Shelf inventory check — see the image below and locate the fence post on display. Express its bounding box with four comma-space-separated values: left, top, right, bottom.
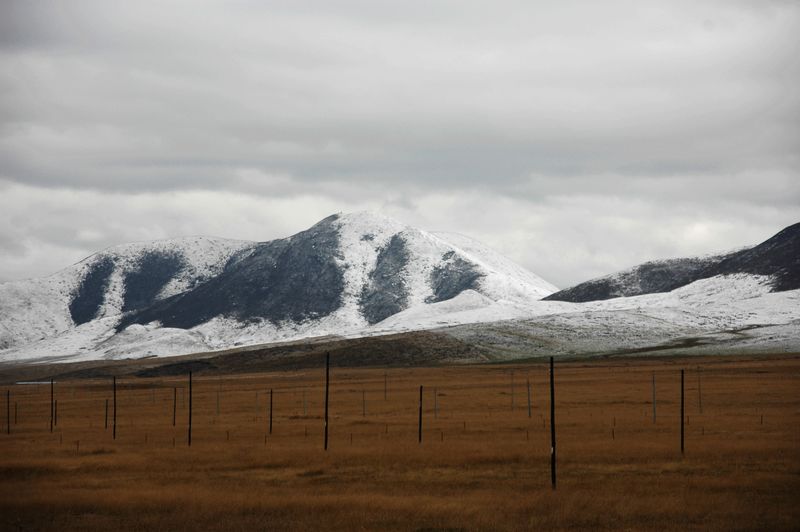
550, 357, 556, 489
188, 371, 193, 447
50, 378, 54, 433
680, 369, 685, 455
324, 353, 330, 451
418, 385, 423, 444
527, 378, 532, 418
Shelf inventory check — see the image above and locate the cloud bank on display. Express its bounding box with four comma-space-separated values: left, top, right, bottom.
1, 0, 798, 287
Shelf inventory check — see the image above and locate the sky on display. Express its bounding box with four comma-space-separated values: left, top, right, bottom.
1, 1, 798, 289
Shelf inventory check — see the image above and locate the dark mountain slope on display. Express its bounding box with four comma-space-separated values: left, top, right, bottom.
545, 222, 799, 303
117, 214, 345, 330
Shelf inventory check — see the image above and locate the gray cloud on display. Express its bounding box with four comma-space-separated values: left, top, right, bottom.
0, 0, 798, 287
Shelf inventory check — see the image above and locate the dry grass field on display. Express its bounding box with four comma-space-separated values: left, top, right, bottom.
1, 354, 799, 531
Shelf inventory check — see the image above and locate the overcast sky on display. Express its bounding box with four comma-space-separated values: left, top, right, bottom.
1, 1, 798, 288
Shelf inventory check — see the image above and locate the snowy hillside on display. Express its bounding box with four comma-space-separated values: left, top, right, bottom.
1, 215, 796, 364
547, 222, 799, 302
0, 236, 253, 353
0, 212, 558, 363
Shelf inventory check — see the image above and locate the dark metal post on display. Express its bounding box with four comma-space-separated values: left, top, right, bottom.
188, 371, 193, 447
418, 385, 423, 444
550, 357, 556, 489
6, 390, 9, 435
50, 379, 54, 433
680, 369, 685, 455
113, 376, 117, 440
527, 378, 532, 418
172, 387, 177, 426
324, 353, 330, 451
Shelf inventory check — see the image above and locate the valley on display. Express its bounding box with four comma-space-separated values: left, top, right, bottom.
1, 354, 797, 531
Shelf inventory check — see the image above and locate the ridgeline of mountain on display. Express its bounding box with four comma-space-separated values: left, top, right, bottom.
545, 223, 800, 303
0, 212, 556, 357
2, 216, 797, 365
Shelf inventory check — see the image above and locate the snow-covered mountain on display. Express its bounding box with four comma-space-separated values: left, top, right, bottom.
1, 214, 797, 365
0, 212, 557, 362
545, 222, 799, 302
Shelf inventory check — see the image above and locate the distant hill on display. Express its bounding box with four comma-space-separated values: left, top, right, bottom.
545, 223, 799, 303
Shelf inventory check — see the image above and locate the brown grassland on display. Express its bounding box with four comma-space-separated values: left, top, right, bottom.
1, 354, 798, 531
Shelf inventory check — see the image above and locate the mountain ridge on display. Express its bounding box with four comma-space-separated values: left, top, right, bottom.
0, 211, 556, 360
1, 215, 797, 364
545, 222, 799, 303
